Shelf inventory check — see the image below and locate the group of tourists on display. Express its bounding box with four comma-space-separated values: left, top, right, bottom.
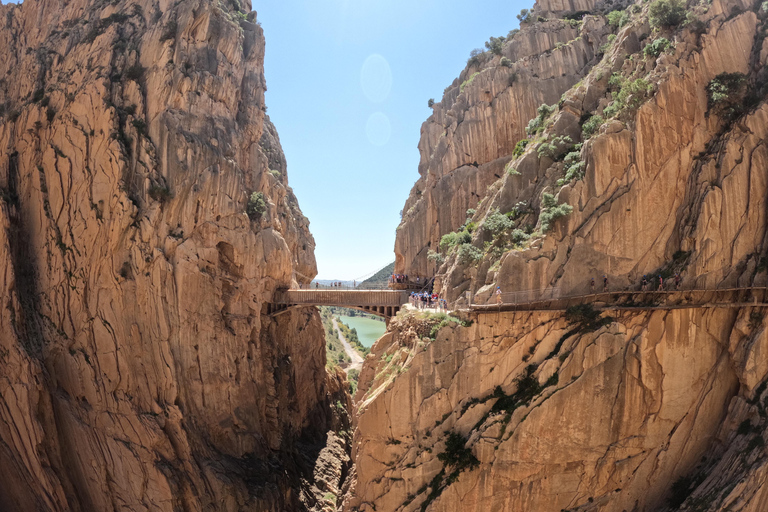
410, 291, 447, 310
640, 272, 682, 291
315, 281, 349, 289
389, 274, 431, 286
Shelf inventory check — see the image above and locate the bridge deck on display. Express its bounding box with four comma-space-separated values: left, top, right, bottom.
269, 289, 411, 319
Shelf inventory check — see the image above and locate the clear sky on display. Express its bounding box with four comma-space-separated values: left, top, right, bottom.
256, 0, 528, 280
1, 0, 530, 280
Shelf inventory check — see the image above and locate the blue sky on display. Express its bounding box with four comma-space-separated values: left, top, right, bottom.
256, 0, 527, 279
1, 0, 529, 280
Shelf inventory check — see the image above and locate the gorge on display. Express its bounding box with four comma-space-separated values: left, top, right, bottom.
1, 0, 768, 511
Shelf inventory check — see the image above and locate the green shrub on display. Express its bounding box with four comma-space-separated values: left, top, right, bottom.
440, 230, 472, 252
500, 57, 512, 67
507, 28, 520, 39
517, 9, 532, 23
606, 10, 630, 29
513, 138, 530, 157
557, 148, 586, 185
616, 78, 653, 110
460, 72, 481, 93
537, 142, 557, 159
582, 114, 604, 137
485, 36, 505, 55
526, 103, 557, 136
762, 1, 768, 11
427, 249, 445, 265
644, 37, 673, 57
457, 243, 483, 264
428, 98, 435, 108
247, 191, 266, 220
467, 48, 485, 67
600, 34, 617, 53
608, 72, 624, 89
649, 0, 687, 29
539, 193, 573, 233
483, 209, 513, 238
510, 228, 530, 245
707, 72, 748, 119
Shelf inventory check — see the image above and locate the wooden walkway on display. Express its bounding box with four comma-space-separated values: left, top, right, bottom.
266, 287, 768, 320
471, 287, 768, 313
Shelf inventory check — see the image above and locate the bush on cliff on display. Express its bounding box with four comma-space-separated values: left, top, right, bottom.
643, 37, 673, 58
526, 103, 557, 136
437, 432, 479, 472
539, 193, 573, 233
581, 114, 604, 137
707, 72, 748, 120
457, 243, 483, 264
606, 9, 630, 29
649, 0, 686, 29
247, 192, 266, 220
484, 36, 505, 55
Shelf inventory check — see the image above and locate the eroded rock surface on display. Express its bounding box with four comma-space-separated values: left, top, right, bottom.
358, 0, 768, 510
0, 0, 348, 510
348, 305, 768, 512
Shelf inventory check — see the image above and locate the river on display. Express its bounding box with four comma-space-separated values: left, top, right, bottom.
338, 315, 387, 348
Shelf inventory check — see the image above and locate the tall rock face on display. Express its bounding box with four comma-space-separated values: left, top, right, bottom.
0, 1, 348, 511
394, 0, 609, 277
347, 306, 768, 511
352, 0, 768, 510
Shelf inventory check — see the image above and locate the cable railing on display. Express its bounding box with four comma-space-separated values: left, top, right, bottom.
470, 286, 768, 311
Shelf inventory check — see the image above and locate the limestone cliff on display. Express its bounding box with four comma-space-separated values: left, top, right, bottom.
354, 0, 768, 510
0, 0, 348, 510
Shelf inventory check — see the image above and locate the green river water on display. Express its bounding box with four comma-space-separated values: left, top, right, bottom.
338, 315, 387, 348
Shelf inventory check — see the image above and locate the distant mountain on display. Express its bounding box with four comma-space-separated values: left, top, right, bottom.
358, 262, 395, 289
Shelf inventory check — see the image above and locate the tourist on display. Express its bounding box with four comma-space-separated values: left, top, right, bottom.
590, 278, 595, 293
674, 273, 681, 290
641, 275, 648, 291
657, 275, 664, 291
495, 286, 502, 305
603, 275, 608, 292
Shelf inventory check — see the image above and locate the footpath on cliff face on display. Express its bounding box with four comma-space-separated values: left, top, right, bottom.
0, 0, 353, 511
346, 0, 768, 510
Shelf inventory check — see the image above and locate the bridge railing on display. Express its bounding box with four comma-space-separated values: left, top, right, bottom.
274, 289, 409, 307
471, 287, 768, 310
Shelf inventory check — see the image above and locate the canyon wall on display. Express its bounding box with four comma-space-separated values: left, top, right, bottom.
0, 0, 347, 510
395, 0, 768, 305
355, 0, 768, 510
348, 305, 768, 511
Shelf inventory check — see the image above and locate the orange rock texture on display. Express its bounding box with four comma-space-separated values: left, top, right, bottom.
0, 0, 349, 510
355, 0, 768, 510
